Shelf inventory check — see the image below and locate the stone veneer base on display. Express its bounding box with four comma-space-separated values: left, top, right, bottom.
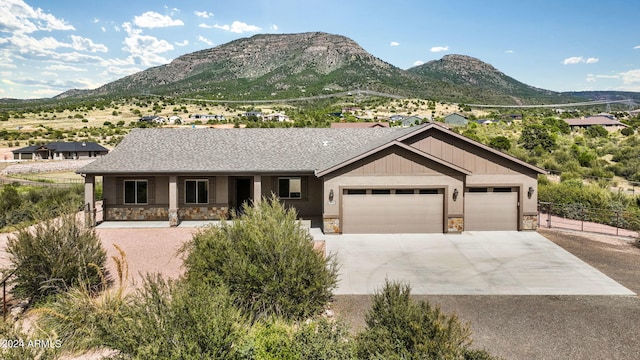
522, 214, 538, 230
106, 206, 229, 221
447, 217, 464, 233
323, 217, 340, 234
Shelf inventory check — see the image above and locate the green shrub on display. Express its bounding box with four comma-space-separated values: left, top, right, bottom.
182, 194, 338, 321
4, 213, 109, 302
356, 280, 496, 360
489, 136, 511, 151
0, 319, 59, 360
293, 317, 356, 359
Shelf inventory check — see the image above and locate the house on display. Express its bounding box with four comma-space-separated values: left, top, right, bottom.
389, 115, 405, 122
264, 113, 291, 122
189, 114, 226, 122
243, 111, 263, 119
78, 124, 545, 233
444, 113, 468, 126
139, 115, 166, 124
564, 116, 629, 132
400, 116, 423, 127
475, 119, 494, 125
330, 122, 389, 128
168, 116, 182, 124
13, 142, 108, 161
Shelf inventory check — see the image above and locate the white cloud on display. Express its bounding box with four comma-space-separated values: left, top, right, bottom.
41, 71, 58, 77
133, 11, 184, 28
390, 41, 399, 46
562, 56, 584, 65
47, 64, 87, 72
413, 60, 424, 66
0, 0, 75, 34
198, 23, 214, 29
562, 56, 599, 65
271, 24, 278, 31
505, 50, 514, 54
175, 40, 189, 46
619, 69, 640, 84
101, 26, 106, 33
430, 46, 449, 53
194, 10, 214, 18
121, 22, 174, 66
213, 21, 261, 33
198, 35, 214, 46
71, 35, 108, 53
634, 45, 640, 49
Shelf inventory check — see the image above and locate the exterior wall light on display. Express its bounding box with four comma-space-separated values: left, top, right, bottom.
329, 189, 334, 202
453, 188, 459, 201
528, 186, 535, 199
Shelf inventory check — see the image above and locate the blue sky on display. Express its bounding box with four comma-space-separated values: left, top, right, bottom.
2, 0, 640, 99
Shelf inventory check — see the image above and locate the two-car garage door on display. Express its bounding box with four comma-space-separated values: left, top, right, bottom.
342, 189, 444, 234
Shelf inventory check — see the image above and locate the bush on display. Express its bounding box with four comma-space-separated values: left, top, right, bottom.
356, 280, 497, 360
4, 213, 109, 302
0, 319, 59, 360
489, 136, 511, 151
182, 194, 339, 321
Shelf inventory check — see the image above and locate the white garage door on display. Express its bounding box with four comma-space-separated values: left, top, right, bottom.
342, 189, 444, 234
465, 188, 518, 231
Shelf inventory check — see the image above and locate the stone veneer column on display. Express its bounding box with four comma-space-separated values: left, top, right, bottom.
84, 175, 95, 227
168, 175, 179, 226
253, 175, 262, 204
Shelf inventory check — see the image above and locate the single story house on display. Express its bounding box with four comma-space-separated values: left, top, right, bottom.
13, 141, 108, 161
564, 116, 628, 132
330, 122, 389, 128
400, 116, 423, 127
264, 113, 291, 122
444, 113, 468, 126
78, 124, 544, 233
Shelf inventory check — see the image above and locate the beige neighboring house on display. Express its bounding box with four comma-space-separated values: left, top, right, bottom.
264, 112, 291, 122
13, 141, 108, 160
564, 115, 628, 132
78, 124, 545, 233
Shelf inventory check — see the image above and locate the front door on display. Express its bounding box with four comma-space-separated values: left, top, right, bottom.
235, 178, 252, 213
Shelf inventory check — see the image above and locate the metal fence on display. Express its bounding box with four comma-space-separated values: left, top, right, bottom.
538, 202, 639, 238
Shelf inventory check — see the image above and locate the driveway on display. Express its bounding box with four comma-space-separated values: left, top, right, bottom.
321, 231, 635, 295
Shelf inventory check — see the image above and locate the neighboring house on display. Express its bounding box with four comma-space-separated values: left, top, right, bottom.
444, 113, 468, 126
13, 142, 108, 161
389, 115, 405, 122
168, 116, 182, 124
564, 116, 629, 132
243, 111, 263, 119
79, 124, 544, 234
189, 114, 226, 122
400, 116, 423, 127
330, 122, 389, 128
139, 115, 166, 124
475, 119, 494, 125
264, 113, 291, 122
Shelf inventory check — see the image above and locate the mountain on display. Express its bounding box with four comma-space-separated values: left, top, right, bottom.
49, 32, 626, 105
406, 54, 576, 104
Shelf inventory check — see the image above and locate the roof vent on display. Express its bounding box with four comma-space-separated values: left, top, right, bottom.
82, 141, 86, 146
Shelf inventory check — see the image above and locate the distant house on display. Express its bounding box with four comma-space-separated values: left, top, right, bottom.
330, 122, 389, 128
168, 116, 182, 124
341, 107, 361, 115
444, 113, 468, 126
139, 115, 166, 124
12, 142, 109, 161
505, 114, 523, 121
564, 116, 629, 132
243, 111, 263, 119
389, 114, 405, 122
400, 116, 423, 127
189, 114, 226, 122
264, 113, 291, 122
475, 119, 494, 125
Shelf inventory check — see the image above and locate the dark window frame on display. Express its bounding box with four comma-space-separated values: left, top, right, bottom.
124, 180, 148, 205
185, 179, 209, 204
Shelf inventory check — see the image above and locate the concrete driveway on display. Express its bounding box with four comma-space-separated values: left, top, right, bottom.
320, 231, 635, 295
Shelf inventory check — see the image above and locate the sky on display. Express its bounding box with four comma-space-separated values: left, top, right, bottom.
2, 0, 640, 99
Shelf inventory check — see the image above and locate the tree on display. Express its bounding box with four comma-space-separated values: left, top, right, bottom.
585, 125, 608, 138
489, 136, 511, 151
356, 280, 497, 360
181, 194, 339, 321
519, 124, 556, 151
5, 213, 109, 302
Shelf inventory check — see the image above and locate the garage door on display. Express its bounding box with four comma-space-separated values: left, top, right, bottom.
342, 189, 444, 234
465, 188, 518, 231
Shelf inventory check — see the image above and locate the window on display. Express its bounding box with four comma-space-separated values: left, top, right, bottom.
371, 189, 391, 195
395, 189, 415, 195
419, 189, 439, 195
345, 189, 366, 195
185, 179, 208, 204
278, 177, 302, 199
468, 187, 488, 193
124, 180, 148, 204
493, 187, 513, 193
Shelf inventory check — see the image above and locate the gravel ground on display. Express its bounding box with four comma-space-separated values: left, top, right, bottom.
332, 228, 640, 360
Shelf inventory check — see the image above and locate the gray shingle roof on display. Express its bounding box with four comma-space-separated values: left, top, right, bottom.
78, 127, 416, 174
